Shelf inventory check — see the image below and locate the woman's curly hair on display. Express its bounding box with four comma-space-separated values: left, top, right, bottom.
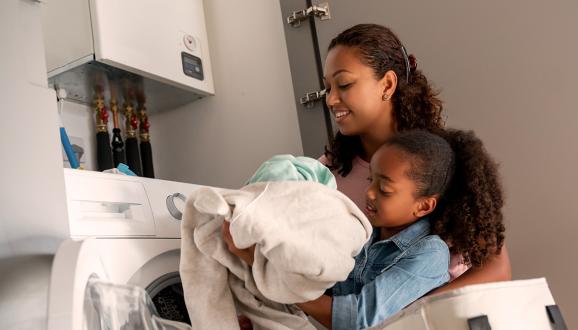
325, 24, 444, 176
385, 129, 505, 266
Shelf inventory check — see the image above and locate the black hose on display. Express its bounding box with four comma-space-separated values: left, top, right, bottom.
111, 128, 125, 167
140, 141, 155, 178
96, 131, 113, 171
125, 137, 142, 176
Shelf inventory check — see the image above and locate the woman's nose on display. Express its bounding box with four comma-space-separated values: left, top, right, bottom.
325, 88, 339, 108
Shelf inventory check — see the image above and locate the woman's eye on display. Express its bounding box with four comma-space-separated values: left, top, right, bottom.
338, 83, 351, 89
366, 176, 372, 182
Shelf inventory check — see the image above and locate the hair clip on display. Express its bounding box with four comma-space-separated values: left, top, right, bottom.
401, 46, 411, 83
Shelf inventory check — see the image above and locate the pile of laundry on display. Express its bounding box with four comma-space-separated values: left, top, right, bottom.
179, 155, 372, 329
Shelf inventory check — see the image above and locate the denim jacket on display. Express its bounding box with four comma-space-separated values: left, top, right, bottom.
331, 218, 450, 330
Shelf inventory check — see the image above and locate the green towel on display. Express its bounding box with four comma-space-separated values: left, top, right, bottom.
247, 154, 336, 189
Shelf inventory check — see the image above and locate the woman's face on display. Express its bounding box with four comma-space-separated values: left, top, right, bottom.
365, 145, 421, 230
323, 45, 394, 136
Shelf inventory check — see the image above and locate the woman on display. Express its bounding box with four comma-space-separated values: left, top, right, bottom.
319, 23, 510, 294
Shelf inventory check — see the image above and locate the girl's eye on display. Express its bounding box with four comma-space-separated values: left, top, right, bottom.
379, 184, 392, 195
380, 190, 392, 196
366, 176, 372, 182
338, 83, 351, 90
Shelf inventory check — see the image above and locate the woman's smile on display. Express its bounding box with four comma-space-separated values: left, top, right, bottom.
332, 109, 351, 123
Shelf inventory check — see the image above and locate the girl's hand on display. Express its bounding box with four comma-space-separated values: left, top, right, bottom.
222, 221, 256, 266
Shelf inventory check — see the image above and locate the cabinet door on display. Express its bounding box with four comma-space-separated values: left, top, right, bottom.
280, 0, 334, 158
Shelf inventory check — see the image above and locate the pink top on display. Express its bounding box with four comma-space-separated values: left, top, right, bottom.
319, 154, 468, 281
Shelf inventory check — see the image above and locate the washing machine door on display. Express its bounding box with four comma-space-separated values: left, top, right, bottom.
47, 238, 191, 330
83, 276, 191, 330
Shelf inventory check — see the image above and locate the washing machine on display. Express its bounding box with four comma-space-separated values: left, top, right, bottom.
0, 169, 202, 329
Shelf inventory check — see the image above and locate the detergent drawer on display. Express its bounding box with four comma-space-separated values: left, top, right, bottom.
64, 169, 155, 237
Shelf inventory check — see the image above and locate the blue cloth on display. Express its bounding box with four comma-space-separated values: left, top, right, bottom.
247, 154, 336, 189
331, 218, 450, 329
117, 163, 137, 176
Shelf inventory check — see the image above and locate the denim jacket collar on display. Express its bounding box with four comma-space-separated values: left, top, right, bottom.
375, 218, 432, 251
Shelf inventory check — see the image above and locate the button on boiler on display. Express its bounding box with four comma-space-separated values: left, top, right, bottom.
183, 35, 197, 52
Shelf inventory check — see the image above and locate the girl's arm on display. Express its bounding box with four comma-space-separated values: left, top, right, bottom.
311, 239, 449, 330
296, 295, 333, 329
431, 244, 511, 294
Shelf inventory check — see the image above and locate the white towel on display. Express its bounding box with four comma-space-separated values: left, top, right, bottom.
180, 181, 372, 329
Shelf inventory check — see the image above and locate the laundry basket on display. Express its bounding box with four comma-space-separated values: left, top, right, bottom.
369, 278, 567, 330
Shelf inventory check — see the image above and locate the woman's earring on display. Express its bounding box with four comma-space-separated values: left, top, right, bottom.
382, 94, 390, 101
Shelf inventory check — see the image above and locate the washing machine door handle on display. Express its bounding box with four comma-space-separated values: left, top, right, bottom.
166, 193, 186, 220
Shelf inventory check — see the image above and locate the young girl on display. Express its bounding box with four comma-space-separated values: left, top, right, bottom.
298, 129, 505, 329
319, 23, 511, 291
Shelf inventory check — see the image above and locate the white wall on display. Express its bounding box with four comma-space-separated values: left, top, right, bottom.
150, 0, 303, 188
0, 0, 69, 257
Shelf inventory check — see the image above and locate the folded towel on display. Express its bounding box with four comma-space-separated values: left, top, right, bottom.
247, 154, 336, 189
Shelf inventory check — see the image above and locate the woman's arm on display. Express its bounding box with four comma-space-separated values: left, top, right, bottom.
296, 295, 333, 329
431, 244, 511, 294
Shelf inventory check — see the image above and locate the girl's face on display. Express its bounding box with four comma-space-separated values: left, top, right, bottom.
323, 45, 394, 136
365, 146, 425, 231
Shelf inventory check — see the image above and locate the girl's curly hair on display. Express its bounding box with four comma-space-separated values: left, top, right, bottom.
385, 129, 505, 266
325, 24, 444, 176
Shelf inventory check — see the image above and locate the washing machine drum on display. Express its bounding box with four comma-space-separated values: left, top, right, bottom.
147, 273, 191, 325
83, 275, 191, 330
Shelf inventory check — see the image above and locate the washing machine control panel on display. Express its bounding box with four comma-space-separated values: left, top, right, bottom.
64, 169, 203, 239
141, 178, 202, 238
165, 193, 186, 221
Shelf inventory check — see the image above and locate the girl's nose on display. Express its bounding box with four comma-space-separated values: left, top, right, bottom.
366, 185, 376, 200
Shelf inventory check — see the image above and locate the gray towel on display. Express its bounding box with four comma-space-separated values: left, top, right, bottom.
180, 181, 372, 329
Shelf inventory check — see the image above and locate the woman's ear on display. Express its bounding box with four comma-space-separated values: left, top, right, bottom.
381, 70, 398, 100
414, 196, 437, 218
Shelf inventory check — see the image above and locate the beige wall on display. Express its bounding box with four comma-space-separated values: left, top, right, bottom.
380, 1, 578, 325
150, 0, 303, 188
310, 0, 577, 325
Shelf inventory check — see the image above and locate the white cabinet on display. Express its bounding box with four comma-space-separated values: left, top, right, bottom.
41, 0, 214, 112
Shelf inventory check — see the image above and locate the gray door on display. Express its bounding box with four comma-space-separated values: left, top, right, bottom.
281, 0, 578, 327
280, 0, 334, 158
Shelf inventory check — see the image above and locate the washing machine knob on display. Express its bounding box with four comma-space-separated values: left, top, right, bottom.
166, 193, 186, 220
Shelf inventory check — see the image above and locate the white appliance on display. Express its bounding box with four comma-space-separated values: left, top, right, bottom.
49, 238, 189, 329
0, 238, 191, 329
0, 169, 203, 329
1, 2, 210, 327
41, 0, 214, 112
63, 168, 199, 238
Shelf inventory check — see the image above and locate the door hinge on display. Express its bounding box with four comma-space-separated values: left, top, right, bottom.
287, 2, 331, 28
300, 89, 326, 108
